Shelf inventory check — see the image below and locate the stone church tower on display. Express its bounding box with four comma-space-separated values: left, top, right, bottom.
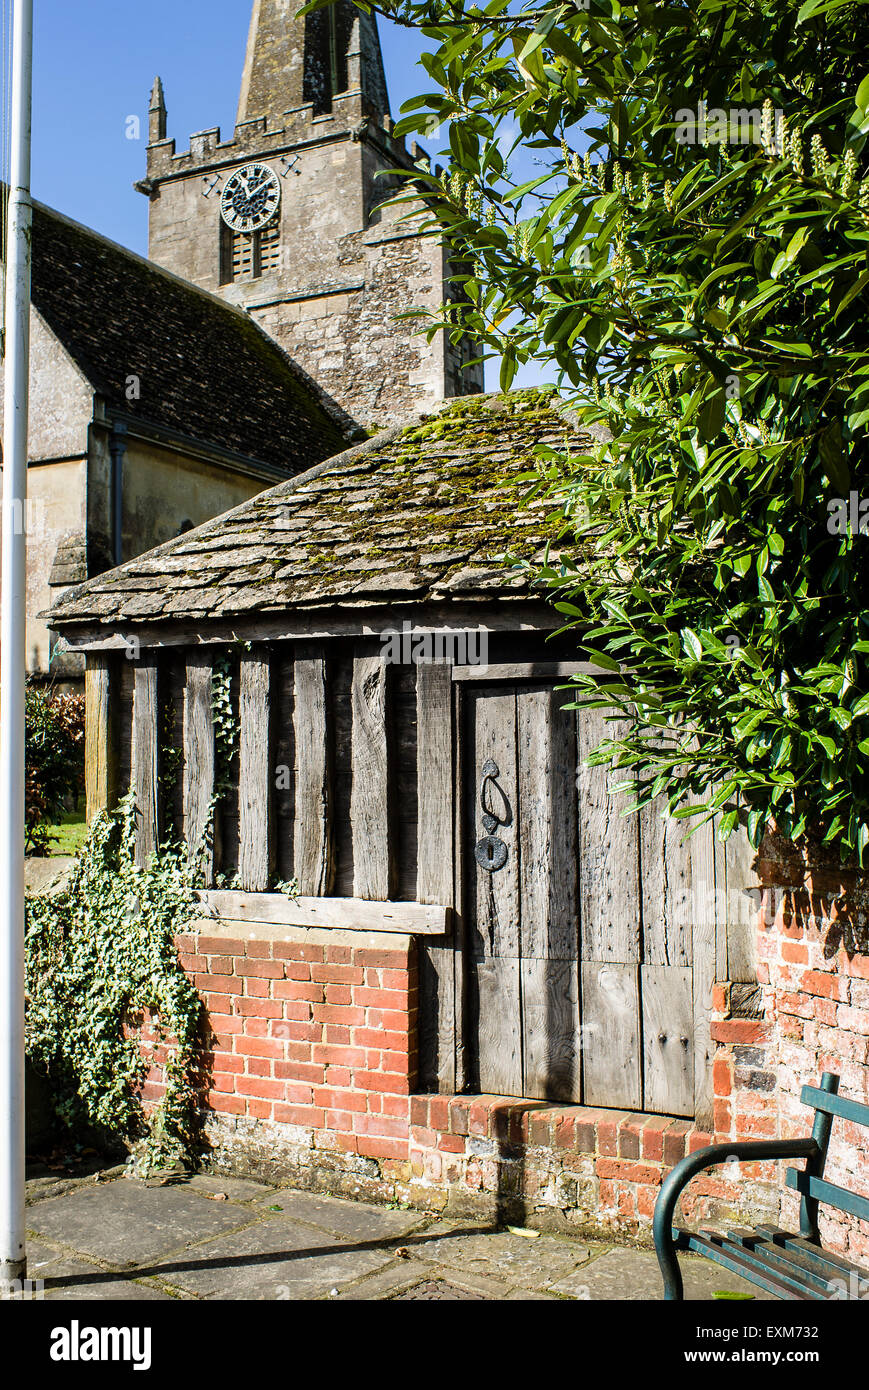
138, 0, 483, 429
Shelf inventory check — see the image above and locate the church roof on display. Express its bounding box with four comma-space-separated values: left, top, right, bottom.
30, 201, 347, 474
47, 390, 588, 632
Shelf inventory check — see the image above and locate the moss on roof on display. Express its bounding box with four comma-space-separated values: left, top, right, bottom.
47, 388, 588, 630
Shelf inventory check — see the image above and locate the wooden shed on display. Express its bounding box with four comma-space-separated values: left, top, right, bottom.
47, 390, 757, 1134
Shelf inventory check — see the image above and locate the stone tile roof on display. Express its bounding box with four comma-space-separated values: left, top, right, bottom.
30, 201, 347, 472
47, 390, 587, 630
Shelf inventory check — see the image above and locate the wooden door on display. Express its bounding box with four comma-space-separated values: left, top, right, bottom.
464, 682, 581, 1102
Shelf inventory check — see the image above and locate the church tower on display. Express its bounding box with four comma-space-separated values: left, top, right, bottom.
138, 1, 482, 430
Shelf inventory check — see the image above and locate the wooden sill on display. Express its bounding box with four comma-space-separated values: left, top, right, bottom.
197, 890, 451, 937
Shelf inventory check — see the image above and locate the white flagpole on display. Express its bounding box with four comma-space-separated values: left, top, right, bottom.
0, 0, 33, 1284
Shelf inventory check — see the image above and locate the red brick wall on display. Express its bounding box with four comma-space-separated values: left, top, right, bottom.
174, 925, 417, 1167
140, 864, 869, 1251
709, 834, 869, 1266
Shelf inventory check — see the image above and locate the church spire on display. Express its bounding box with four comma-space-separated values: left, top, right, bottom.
149, 76, 167, 144
237, 0, 389, 125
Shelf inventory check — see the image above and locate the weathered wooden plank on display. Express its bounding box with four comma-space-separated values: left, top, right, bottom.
184, 656, 214, 885
57, 601, 560, 654
452, 678, 467, 1093
522, 958, 581, 1102
642, 964, 695, 1117
640, 791, 694, 968
198, 891, 450, 935
452, 662, 602, 682
580, 962, 642, 1109
293, 654, 332, 896
691, 813, 717, 1130
469, 688, 519, 960
416, 661, 454, 907
475, 957, 522, 1097
577, 709, 641, 963
272, 652, 295, 883
238, 653, 271, 892
132, 662, 159, 869
350, 654, 391, 900
721, 823, 760, 982
517, 688, 578, 960
416, 660, 456, 1092
84, 654, 117, 823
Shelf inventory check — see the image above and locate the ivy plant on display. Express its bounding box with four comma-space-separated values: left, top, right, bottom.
313, 0, 869, 861
25, 796, 204, 1175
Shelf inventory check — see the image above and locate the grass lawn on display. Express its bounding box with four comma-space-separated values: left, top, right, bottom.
42, 807, 88, 858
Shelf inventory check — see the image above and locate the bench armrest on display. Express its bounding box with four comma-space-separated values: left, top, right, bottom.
653, 1137, 820, 1300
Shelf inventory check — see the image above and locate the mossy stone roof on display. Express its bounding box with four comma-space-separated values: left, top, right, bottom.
47, 390, 586, 630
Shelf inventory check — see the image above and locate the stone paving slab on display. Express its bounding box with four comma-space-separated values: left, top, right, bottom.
15, 1169, 774, 1302
28, 1179, 254, 1267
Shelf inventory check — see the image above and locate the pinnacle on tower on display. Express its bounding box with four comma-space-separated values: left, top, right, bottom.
149, 76, 167, 144
237, 0, 389, 126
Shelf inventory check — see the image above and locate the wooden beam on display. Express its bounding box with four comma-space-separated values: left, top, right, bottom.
416, 662, 454, 907
350, 653, 391, 900
416, 660, 456, 1092
293, 654, 332, 895
52, 601, 561, 654
184, 656, 215, 885
238, 652, 271, 892
198, 890, 449, 935
132, 661, 159, 868
451, 661, 602, 682
84, 653, 117, 823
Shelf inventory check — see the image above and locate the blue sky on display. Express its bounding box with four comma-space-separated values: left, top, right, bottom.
30, 0, 547, 390
32, 0, 432, 255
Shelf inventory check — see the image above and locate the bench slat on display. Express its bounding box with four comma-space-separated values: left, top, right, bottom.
703, 1231, 829, 1298
770, 1231, 866, 1281
726, 1230, 838, 1294
800, 1083, 869, 1129
682, 1231, 818, 1300
785, 1168, 869, 1223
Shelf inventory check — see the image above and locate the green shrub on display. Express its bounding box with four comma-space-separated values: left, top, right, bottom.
25, 685, 85, 855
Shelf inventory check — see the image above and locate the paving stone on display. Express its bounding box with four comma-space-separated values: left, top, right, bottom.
254, 1189, 427, 1241
178, 1174, 276, 1203
27, 1178, 253, 1267
332, 1258, 434, 1301
549, 1248, 776, 1301
411, 1223, 591, 1288
149, 1216, 395, 1300
395, 1279, 486, 1300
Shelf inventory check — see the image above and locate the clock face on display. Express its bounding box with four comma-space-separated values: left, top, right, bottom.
220, 163, 281, 233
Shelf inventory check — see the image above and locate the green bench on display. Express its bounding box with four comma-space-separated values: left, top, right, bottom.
654, 1072, 869, 1300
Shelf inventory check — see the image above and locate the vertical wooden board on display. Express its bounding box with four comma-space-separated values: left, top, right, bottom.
350, 654, 391, 900
85, 654, 117, 823
475, 957, 523, 1097
468, 687, 519, 960
272, 652, 295, 882
416, 661, 453, 907
641, 964, 694, 1117
417, 661, 455, 1093
132, 663, 159, 869
577, 709, 641, 963
452, 680, 466, 1093
184, 657, 214, 885
721, 823, 760, 982
521, 958, 581, 1102
517, 688, 578, 961
329, 651, 354, 896
393, 663, 419, 903
117, 660, 134, 798
640, 797, 693, 968
581, 962, 641, 1110
690, 814, 717, 1129
293, 654, 332, 896
238, 653, 271, 892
